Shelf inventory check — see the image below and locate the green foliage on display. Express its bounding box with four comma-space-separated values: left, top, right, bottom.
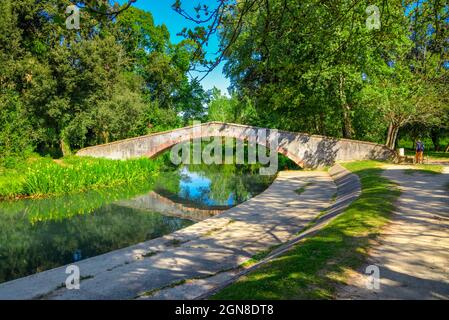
207, 88, 257, 124
2, 0, 447, 160
0, 1, 206, 158
219, 0, 448, 146
176, 79, 209, 124
0, 92, 34, 161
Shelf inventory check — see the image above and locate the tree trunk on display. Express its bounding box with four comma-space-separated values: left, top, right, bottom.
392, 125, 399, 149
60, 137, 71, 157
386, 123, 393, 147
430, 128, 440, 151
386, 123, 399, 149
319, 112, 326, 136
339, 74, 353, 139
445, 142, 449, 153
342, 106, 353, 139
102, 131, 110, 144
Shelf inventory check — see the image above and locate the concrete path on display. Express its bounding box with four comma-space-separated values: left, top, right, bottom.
0, 170, 337, 300
339, 165, 449, 300
141, 164, 361, 300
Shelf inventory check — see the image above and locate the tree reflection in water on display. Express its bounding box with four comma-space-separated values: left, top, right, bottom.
0, 143, 298, 283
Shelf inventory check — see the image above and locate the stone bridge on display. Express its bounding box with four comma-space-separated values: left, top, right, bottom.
76, 122, 394, 168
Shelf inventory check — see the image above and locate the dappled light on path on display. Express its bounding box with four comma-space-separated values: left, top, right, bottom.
340, 165, 449, 299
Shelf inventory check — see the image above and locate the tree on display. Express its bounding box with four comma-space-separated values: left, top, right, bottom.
179, 0, 448, 149
175, 79, 208, 124
0, 93, 33, 161
0, 1, 205, 158
217, 1, 409, 138
360, 65, 444, 149
207, 88, 256, 124
115, 7, 204, 127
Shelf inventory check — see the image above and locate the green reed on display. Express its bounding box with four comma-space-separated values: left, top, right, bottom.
0, 156, 163, 199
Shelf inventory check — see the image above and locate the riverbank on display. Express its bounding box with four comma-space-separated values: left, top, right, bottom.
0, 155, 163, 200
0, 169, 337, 299
0, 157, 277, 284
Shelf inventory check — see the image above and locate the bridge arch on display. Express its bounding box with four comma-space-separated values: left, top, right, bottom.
77, 122, 394, 168
146, 133, 305, 168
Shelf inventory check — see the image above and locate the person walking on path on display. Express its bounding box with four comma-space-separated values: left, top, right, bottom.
415, 140, 424, 164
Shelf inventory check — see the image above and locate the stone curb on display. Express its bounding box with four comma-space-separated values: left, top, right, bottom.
142, 164, 361, 300
193, 163, 361, 300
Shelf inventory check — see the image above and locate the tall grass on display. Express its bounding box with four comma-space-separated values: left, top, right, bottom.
0, 156, 163, 199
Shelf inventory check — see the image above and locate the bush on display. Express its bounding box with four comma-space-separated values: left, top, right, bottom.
0, 92, 34, 163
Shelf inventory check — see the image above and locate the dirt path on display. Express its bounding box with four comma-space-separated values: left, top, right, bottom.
339, 165, 449, 300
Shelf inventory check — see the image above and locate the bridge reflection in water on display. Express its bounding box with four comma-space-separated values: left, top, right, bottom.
0, 160, 277, 283
116, 190, 229, 222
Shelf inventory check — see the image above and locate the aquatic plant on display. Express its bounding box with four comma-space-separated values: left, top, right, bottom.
0, 156, 163, 199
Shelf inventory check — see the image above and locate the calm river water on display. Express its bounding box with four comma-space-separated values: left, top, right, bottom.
0, 160, 276, 283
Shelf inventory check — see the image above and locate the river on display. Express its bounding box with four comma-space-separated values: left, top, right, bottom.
0, 159, 277, 283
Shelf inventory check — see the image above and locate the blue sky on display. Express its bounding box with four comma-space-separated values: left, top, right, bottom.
118, 0, 230, 94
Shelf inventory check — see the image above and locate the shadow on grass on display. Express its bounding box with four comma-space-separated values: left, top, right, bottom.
211, 162, 401, 300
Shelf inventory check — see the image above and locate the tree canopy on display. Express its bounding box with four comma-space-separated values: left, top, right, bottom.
0, 0, 207, 159
201, 0, 448, 149
1, 0, 448, 160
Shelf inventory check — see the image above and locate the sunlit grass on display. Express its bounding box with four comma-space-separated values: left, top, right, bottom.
0, 156, 162, 199
404, 150, 449, 160
403, 164, 444, 175
211, 160, 400, 300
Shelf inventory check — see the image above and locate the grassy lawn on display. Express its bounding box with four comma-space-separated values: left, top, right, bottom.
403, 164, 445, 175
210, 161, 400, 300
0, 155, 163, 200
398, 137, 449, 157
404, 150, 449, 160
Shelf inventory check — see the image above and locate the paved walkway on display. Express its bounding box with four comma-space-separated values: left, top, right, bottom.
141, 164, 361, 300
339, 165, 449, 299
0, 170, 337, 300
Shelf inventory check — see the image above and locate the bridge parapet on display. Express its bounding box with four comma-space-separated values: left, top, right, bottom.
76, 122, 394, 168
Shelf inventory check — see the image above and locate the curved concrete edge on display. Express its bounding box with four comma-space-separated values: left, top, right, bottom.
257, 164, 361, 260
220, 163, 361, 264
0, 170, 336, 300
142, 164, 362, 300
194, 164, 362, 299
